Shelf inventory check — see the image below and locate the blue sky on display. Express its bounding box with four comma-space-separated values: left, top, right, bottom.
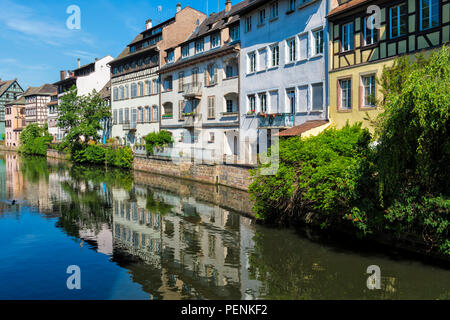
0, 0, 230, 89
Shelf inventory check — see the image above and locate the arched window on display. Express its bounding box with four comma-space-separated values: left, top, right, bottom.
146, 80, 151, 95
153, 106, 158, 122
125, 84, 129, 99
119, 86, 124, 100
205, 64, 218, 86
162, 102, 172, 118
131, 83, 137, 98
138, 82, 144, 96
113, 87, 119, 101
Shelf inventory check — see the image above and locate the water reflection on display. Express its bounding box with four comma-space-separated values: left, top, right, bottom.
0, 152, 449, 300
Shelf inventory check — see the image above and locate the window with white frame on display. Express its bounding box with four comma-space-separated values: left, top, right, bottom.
339, 79, 352, 110
195, 39, 204, 54
271, 44, 279, 67
259, 93, 267, 113
226, 99, 233, 113
286, 89, 296, 113
269, 90, 279, 113
245, 16, 252, 32
313, 29, 324, 55
182, 45, 189, 58
248, 52, 256, 73
131, 83, 137, 98
420, 0, 439, 30
139, 107, 144, 123
258, 48, 267, 70
152, 105, 158, 121
230, 25, 240, 41
208, 96, 216, 119
248, 95, 256, 113
298, 85, 309, 112
362, 75, 376, 107
364, 16, 378, 45
287, 38, 296, 62
342, 22, 354, 51
258, 9, 266, 25
167, 50, 174, 63
211, 33, 221, 48
299, 33, 308, 59
270, 2, 278, 19
311, 83, 323, 111
390, 3, 407, 38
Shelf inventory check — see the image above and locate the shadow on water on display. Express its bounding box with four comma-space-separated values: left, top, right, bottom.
0, 152, 449, 300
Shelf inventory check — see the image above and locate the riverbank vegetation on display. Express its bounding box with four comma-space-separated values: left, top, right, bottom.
144, 130, 174, 155
250, 46, 450, 257
19, 123, 53, 156
57, 86, 133, 169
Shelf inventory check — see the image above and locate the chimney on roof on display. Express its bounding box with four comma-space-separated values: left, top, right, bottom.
176, 2, 181, 12
146, 19, 152, 30
77, 58, 81, 69
225, 0, 231, 12
60, 70, 66, 81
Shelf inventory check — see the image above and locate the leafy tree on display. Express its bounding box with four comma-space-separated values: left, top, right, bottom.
19, 123, 52, 156
144, 130, 174, 155
57, 85, 111, 156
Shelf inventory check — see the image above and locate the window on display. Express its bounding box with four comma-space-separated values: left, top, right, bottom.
164, 76, 173, 91
288, 0, 296, 12
342, 22, 354, 51
125, 108, 130, 123
147, 81, 152, 95
208, 96, 216, 119
139, 107, 144, 123
258, 48, 267, 70
248, 52, 256, 73
362, 75, 376, 107
206, 64, 218, 85
152, 106, 158, 122
287, 38, 296, 62
179, 100, 185, 120
248, 95, 256, 113
258, 9, 266, 25
178, 72, 184, 92
138, 82, 144, 96
339, 79, 352, 110
130, 46, 136, 53
211, 33, 221, 48
119, 86, 124, 100
113, 110, 118, 124
125, 84, 129, 98
245, 16, 252, 32
299, 34, 308, 59
420, 0, 439, 30
182, 45, 189, 58
259, 93, 267, 113
269, 91, 279, 113
390, 4, 407, 38
119, 109, 124, 124
312, 83, 323, 110
153, 79, 159, 94
168, 50, 174, 63
270, 2, 279, 19
226, 65, 234, 78
163, 103, 173, 117
313, 29, 324, 55
195, 39, 204, 54
230, 25, 240, 41
131, 83, 137, 98
113, 88, 118, 101
226, 99, 233, 113
192, 68, 199, 86
271, 44, 279, 67
287, 89, 296, 113
364, 16, 378, 46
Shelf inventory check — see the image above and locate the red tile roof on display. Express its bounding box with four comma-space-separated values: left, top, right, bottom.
327, 0, 370, 19
277, 120, 329, 137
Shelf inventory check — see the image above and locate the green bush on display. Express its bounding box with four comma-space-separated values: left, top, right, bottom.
249, 123, 378, 230
19, 123, 52, 156
72, 144, 133, 169
144, 130, 174, 155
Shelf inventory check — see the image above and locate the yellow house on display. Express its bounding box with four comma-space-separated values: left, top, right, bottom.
327, 0, 450, 132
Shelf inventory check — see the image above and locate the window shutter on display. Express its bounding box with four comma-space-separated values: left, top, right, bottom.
298, 86, 309, 112
214, 68, 218, 85
204, 69, 209, 86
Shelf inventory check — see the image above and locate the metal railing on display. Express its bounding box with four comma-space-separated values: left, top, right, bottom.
182, 82, 202, 98
258, 113, 294, 128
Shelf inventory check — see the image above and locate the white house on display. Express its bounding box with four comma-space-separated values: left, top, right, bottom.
237, 0, 335, 164
159, 0, 244, 163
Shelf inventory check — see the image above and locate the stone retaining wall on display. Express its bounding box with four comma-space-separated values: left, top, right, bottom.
133, 156, 254, 191
47, 149, 70, 160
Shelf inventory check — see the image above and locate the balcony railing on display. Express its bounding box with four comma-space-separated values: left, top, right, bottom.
258, 113, 294, 128
182, 82, 202, 99
122, 122, 137, 130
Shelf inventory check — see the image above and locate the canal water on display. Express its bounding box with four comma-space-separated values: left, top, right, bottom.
0, 152, 448, 300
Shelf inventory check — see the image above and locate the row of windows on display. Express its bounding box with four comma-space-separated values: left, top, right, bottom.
113, 80, 160, 101
112, 106, 159, 124
162, 96, 237, 120
112, 55, 158, 75
247, 28, 323, 73
338, 74, 376, 110
340, 0, 440, 52
247, 82, 324, 114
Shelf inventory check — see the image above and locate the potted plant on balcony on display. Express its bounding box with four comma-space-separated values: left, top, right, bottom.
258, 112, 267, 118
247, 110, 255, 116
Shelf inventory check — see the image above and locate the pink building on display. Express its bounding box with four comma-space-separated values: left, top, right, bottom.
5, 97, 26, 149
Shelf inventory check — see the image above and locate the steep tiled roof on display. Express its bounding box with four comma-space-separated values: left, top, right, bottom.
0, 79, 17, 97
5, 96, 26, 106
99, 80, 111, 100
327, 0, 370, 18
23, 84, 57, 97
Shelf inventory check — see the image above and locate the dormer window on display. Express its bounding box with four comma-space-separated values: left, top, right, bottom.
211, 33, 221, 49
195, 39, 204, 54
182, 45, 189, 58
258, 9, 266, 25
130, 46, 136, 53
168, 50, 174, 63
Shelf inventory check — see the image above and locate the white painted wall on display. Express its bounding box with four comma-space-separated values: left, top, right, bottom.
239, 0, 330, 164
76, 55, 114, 96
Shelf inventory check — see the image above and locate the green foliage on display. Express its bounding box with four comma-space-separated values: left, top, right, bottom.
19, 123, 52, 156
72, 143, 133, 169
144, 130, 174, 155
250, 123, 377, 230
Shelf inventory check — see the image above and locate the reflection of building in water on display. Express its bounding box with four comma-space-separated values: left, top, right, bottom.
5, 153, 24, 200
0, 158, 7, 200
111, 184, 260, 300
79, 224, 113, 256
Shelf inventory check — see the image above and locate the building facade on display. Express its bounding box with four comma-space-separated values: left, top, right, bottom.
5, 97, 26, 148
0, 79, 24, 140
159, 0, 244, 163
24, 84, 57, 127
110, 4, 207, 146
327, 0, 450, 131
53, 71, 76, 141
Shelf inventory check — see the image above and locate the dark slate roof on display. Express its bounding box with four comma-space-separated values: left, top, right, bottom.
233, 0, 270, 16
5, 96, 26, 106
23, 84, 57, 97
99, 80, 111, 100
